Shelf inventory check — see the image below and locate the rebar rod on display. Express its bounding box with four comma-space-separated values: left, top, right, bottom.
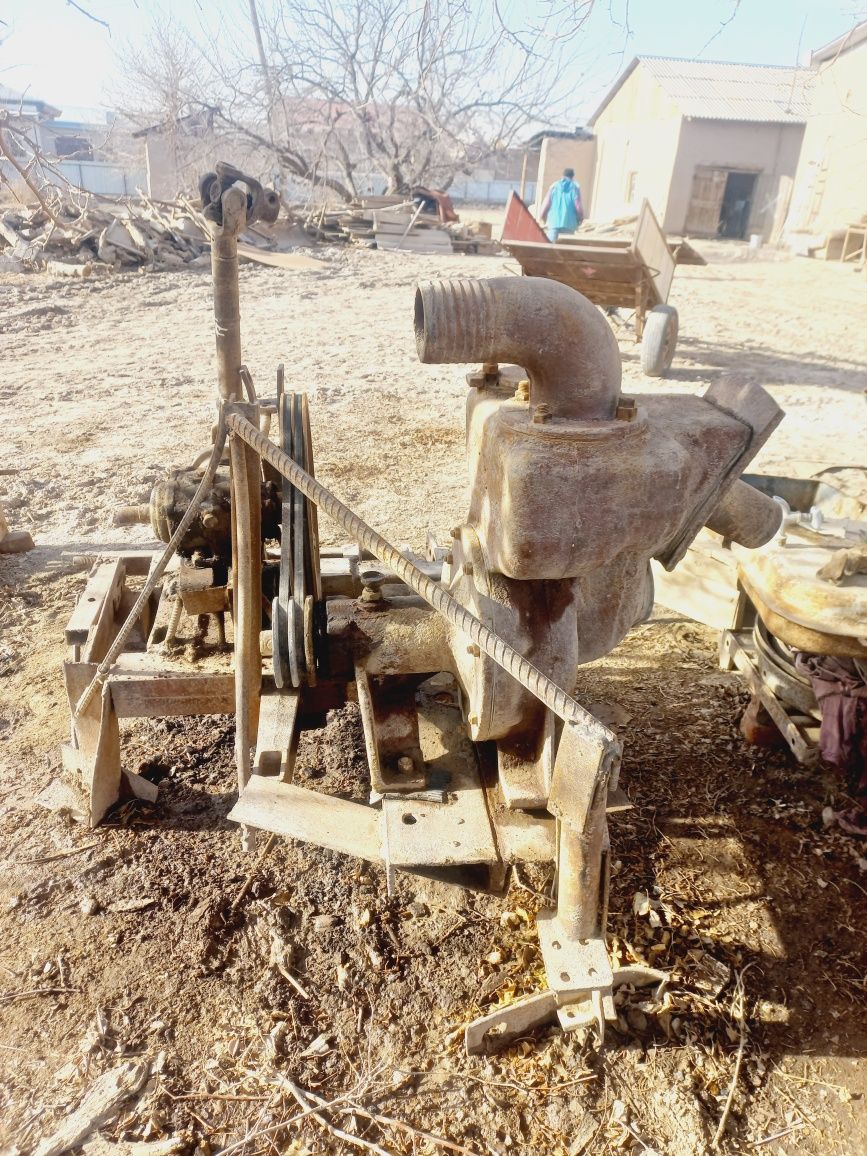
225, 411, 619, 758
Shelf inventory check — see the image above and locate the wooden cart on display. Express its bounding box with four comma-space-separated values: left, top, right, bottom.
502, 195, 690, 377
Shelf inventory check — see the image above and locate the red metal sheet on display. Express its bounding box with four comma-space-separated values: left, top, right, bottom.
502, 191, 548, 244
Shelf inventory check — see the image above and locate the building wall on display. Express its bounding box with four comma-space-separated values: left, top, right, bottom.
143, 133, 182, 201
533, 137, 596, 216
786, 39, 867, 238
590, 64, 682, 224
665, 119, 804, 239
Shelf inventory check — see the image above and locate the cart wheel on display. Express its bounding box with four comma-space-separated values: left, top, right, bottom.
640, 304, 678, 377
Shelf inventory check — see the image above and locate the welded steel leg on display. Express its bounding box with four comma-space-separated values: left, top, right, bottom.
230, 427, 262, 850
555, 785, 608, 940
209, 186, 247, 402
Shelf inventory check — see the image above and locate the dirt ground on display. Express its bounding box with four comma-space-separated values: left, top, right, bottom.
1, 239, 866, 1156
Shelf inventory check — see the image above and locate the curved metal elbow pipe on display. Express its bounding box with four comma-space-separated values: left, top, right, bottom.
414, 276, 622, 421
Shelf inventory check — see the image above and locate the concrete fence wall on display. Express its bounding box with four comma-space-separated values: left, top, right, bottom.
449, 179, 537, 204
1, 159, 147, 198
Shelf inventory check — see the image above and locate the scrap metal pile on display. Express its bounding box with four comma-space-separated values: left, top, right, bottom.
0, 195, 214, 274
63, 162, 787, 1053
0, 191, 311, 275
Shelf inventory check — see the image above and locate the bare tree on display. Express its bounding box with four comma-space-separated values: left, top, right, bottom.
119, 0, 591, 202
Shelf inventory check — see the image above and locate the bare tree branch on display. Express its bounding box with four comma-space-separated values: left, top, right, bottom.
66, 0, 111, 34
118, 0, 588, 202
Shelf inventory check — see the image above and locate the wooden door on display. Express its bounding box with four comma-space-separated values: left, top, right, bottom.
684, 167, 727, 235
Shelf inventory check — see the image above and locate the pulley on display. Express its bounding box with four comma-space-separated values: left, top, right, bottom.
272, 387, 323, 688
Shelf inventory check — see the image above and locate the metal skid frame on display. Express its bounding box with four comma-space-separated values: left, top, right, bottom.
63, 163, 670, 1055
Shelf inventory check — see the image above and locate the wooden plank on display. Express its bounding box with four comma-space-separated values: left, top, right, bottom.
632, 199, 674, 306
255, 691, 301, 781
64, 661, 122, 826
229, 775, 383, 862
375, 230, 453, 253
108, 668, 235, 718
557, 235, 632, 250
66, 559, 125, 648
684, 166, 726, 236
504, 239, 641, 262
650, 535, 740, 631
237, 243, 326, 271
320, 556, 355, 597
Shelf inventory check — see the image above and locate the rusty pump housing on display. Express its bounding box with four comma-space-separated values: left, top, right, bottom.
65, 163, 783, 1054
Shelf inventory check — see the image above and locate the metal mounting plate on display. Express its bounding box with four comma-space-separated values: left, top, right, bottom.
537, 910, 613, 1000
382, 698, 498, 868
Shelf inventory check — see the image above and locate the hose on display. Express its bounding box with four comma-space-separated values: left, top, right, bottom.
225, 411, 618, 759
72, 416, 229, 722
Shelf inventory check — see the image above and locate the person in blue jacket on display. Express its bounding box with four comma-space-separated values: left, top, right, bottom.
539, 168, 584, 243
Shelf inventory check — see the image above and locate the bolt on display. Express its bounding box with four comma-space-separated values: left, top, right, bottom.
444, 551, 454, 566
450, 526, 461, 539
482, 361, 499, 377
468, 713, 479, 727
397, 756, 414, 775
463, 560, 474, 577
201, 510, 220, 530
467, 643, 481, 657
360, 586, 383, 603
514, 379, 530, 401
532, 403, 552, 424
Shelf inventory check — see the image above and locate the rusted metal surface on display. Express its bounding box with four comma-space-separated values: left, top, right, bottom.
66, 170, 794, 1056
201, 164, 280, 401
501, 190, 548, 244
705, 478, 783, 546
224, 408, 618, 754
462, 376, 782, 584
116, 468, 279, 558
415, 276, 622, 421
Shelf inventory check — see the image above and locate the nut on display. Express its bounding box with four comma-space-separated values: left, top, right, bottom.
482, 361, 499, 377
397, 756, 415, 775
463, 560, 474, 576
450, 526, 461, 539
466, 643, 481, 657
514, 378, 530, 401
532, 403, 552, 424
615, 397, 637, 422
